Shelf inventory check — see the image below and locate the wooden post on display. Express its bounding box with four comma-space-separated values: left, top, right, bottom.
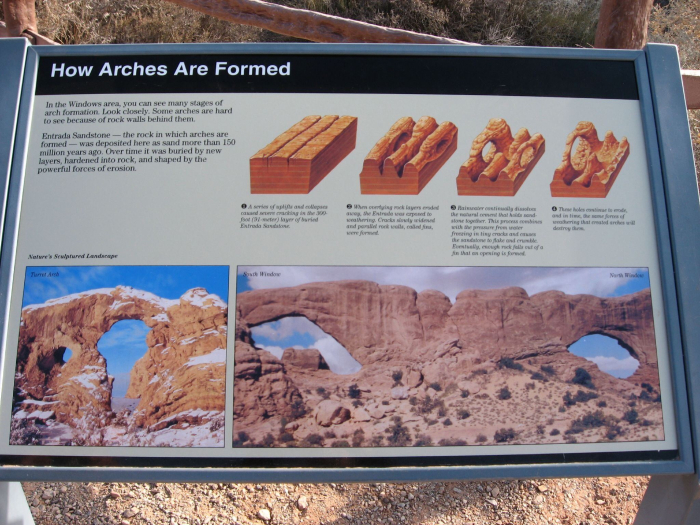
595, 0, 654, 49
683, 71, 700, 111
3, 0, 37, 37
163, 0, 472, 45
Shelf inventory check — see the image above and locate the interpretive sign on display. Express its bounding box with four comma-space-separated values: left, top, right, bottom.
0, 42, 696, 481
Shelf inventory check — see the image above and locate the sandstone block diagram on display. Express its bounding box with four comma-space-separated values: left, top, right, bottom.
360, 117, 458, 195
456, 118, 545, 197
250, 115, 358, 194
550, 121, 629, 198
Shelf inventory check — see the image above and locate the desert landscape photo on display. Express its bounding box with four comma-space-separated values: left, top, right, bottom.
10, 265, 228, 447
233, 266, 664, 449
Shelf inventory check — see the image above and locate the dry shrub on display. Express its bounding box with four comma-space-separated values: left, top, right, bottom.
649, 0, 700, 182
26, 0, 279, 44
15, 0, 600, 47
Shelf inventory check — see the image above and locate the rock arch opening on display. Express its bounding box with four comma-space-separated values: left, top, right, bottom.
250, 316, 361, 375
568, 333, 639, 379
37, 346, 73, 376
96, 319, 151, 411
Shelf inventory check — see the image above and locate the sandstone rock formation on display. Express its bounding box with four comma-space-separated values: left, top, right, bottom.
457, 118, 545, 196
233, 341, 304, 422
236, 281, 657, 385
250, 115, 357, 194
282, 348, 328, 370
360, 117, 458, 195
314, 400, 351, 427
234, 280, 663, 447
550, 121, 629, 198
13, 286, 227, 445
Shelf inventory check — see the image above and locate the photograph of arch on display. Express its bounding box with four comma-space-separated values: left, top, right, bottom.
10, 265, 228, 447
233, 266, 663, 448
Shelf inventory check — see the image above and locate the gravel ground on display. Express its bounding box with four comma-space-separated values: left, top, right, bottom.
23, 477, 649, 525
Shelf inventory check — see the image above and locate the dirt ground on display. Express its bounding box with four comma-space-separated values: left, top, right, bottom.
23, 476, 648, 525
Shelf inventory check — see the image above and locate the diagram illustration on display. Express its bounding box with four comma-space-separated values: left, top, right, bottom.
550, 121, 629, 198
456, 118, 545, 197
250, 115, 358, 194
360, 116, 458, 195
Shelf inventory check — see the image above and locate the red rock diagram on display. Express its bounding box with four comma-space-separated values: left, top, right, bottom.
360, 116, 458, 195
456, 118, 545, 197
250, 115, 358, 194
550, 121, 629, 198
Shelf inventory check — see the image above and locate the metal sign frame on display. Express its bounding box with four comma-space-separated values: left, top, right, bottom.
0, 41, 697, 483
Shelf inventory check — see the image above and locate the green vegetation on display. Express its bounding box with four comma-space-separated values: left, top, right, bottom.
303, 433, 325, 447
540, 365, 557, 376
413, 434, 434, 447
498, 386, 512, 400
413, 395, 446, 416
438, 437, 468, 446
352, 429, 365, 447
566, 410, 620, 436
563, 389, 599, 406
530, 371, 548, 382
386, 416, 412, 446
571, 368, 595, 389
623, 409, 639, 425
498, 358, 524, 371
494, 428, 517, 443
348, 384, 361, 399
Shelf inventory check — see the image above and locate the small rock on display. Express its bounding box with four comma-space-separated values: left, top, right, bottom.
285, 420, 301, 432
537, 485, 548, 493
42, 490, 54, 500
110, 491, 120, 499
596, 499, 605, 505
453, 487, 462, 494
391, 386, 409, 400
406, 369, 423, 388
59, 486, 67, 494
534, 495, 545, 504
123, 508, 138, 518
315, 400, 351, 427
491, 487, 500, 497
297, 496, 309, 511
257, 508, 271, 521
353, 408, 371, 422
486, 499, 498, 507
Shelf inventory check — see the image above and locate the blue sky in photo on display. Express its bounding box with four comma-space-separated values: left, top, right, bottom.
253, 322, 316, 349
98, 320, 151, 397
568, 334, 639, 378
236, 266, 650, 302
23, 266, 229, 307
250, 317, 362, 375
